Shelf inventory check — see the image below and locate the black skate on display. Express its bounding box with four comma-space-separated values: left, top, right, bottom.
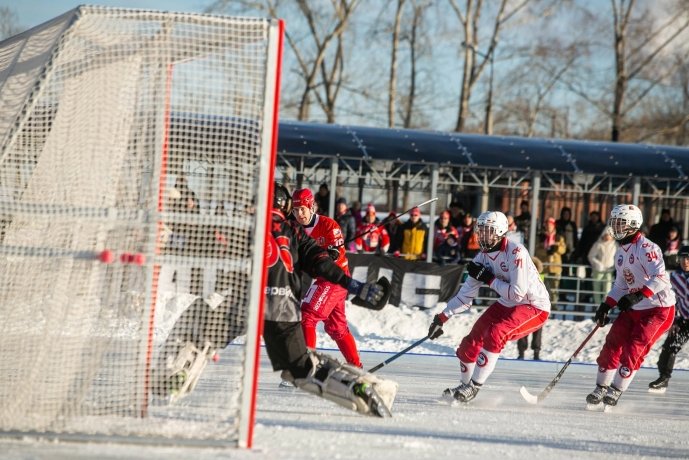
353, 382, 392, 417
602, 385, 622, 411
443, 381, 481, 403
648, 376, 669, 394
585, 384, 607, 410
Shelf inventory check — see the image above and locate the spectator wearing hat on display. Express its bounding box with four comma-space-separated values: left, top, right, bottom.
395, 207, 429, 261
458, 212, 480, 260
433, 210, 460, 265
435, 233, 461, 265
534, 217, 567, 304
448, 201, 465, 229
587, 227, 617, 305
505, 211, 524, 245
663, 226, 682, 270
350, 201, 363, 227
385, 211, 402, 254
514, 200, 532, 246
355, 204, 390, 255
433, 210, 460, 252
649, 208, 675, 246
335, 197, 356, 252
315, 183, 330, 216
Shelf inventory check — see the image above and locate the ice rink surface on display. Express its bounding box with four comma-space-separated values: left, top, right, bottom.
3, 348, 688, 460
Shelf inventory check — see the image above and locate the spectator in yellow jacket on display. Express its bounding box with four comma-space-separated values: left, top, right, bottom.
394, 207, 429, 260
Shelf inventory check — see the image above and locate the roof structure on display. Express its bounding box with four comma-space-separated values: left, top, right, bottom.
277, 120, 689, 182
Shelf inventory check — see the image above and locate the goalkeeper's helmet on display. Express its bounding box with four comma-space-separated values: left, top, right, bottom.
476, 211, 508, 252
608, 204, 642, 241
273, 183, 292, 215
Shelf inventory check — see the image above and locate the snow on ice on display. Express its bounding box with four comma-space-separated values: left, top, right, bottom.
2, 300, 688, 459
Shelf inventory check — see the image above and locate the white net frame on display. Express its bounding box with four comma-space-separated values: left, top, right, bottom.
0, 6, 282, 447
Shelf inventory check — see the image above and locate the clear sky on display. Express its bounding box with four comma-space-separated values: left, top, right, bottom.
3, 0, 209, 30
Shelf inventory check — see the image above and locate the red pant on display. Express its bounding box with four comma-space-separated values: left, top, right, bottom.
301, 280, 360, 366
596, 306, 674, 372
457, 302, 549, 361
301, 280, 350, 339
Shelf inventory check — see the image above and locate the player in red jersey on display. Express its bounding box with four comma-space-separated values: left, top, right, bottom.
292, 188, 363, 367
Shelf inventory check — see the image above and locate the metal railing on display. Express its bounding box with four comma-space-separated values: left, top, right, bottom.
460, 262, 607, 321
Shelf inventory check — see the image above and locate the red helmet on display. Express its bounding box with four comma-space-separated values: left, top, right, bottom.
292, 188, 315, 209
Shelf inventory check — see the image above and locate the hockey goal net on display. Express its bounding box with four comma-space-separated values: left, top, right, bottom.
0, 6, 282, 447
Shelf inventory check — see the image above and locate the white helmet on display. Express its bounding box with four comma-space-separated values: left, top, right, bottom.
609, 204, 643, 240
476, 211, 508, 251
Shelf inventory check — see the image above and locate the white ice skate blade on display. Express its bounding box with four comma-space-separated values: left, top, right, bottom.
647, 387, 667, 394
371, 378, 398, 410
279, 380, 295, 388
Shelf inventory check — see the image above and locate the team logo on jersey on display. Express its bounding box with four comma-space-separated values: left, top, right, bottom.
619, 366, 632, 378
629, 254, 634, 264
477, 352, 488, 367
617, 255, 623, 267
266, 234, 294, 273
460, 363, 467, 373
500, 261, 509, 272
623, 268, 635, 285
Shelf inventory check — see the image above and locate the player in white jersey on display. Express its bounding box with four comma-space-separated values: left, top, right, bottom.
427, 211, 551, 403
587, 204, 676, 409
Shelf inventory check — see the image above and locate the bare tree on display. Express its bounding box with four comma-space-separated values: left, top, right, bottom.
608, 0, 689, 141
388, 0, 406, 127
0, 7, 22, 39
500, 40, 579, 137
400, 1, 431, 128
206, 0, 359, 122
448, 0, 530, 133
629, 53, 689, 144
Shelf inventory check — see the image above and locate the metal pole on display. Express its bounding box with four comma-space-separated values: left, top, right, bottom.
329, 159, 338, 219
632, 176, 641, 207
528, 172, 541, 255
426, 164, 439, 263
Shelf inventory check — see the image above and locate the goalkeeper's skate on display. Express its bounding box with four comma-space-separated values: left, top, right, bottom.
153, 341, 215, 403
286, 351, 398, 418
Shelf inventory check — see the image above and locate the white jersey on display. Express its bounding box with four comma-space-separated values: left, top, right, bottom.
608, 233, 675, 310
443, 238, 551, 318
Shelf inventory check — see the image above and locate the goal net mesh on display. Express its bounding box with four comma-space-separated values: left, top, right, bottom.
0, 6, 279, 445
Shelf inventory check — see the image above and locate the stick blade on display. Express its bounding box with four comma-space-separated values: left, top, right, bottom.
520, 386, 540, 405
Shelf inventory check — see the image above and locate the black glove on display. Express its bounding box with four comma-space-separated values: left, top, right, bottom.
327, 245, 340, 261
595, 302, 612, 327
546, 245, 557, 255
428, 313, 447, 340
616, 292, 645, 311
466, 261, 495, 284
347, 279, 384, 305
